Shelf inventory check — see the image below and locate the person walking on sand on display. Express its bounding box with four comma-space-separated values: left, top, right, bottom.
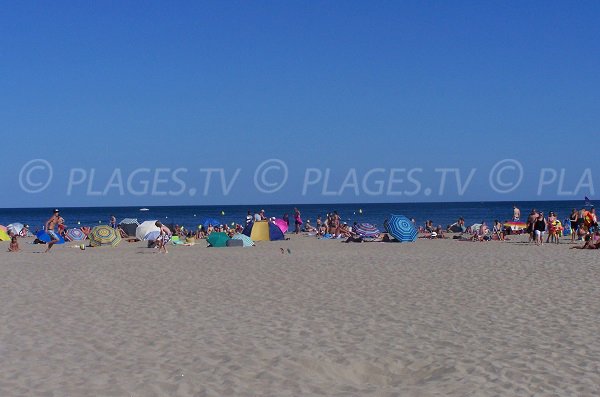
44, 209, 61, 252
293, 207, 302, 234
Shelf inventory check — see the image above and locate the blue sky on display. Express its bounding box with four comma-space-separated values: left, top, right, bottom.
1, 1, 599, 207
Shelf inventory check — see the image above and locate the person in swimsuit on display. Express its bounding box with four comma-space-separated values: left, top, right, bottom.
533, 212, 546, 246
154, 221, 172, 253
513, 205, 520, 222
109, 215, 117, 229
44, 209, 61, 253
569, 209, 579, 243
293, 208, 302, 234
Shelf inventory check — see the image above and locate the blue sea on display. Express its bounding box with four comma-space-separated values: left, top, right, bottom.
0, 201, 590, 232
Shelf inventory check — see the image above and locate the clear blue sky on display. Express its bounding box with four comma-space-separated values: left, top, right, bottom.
1, 1, 599, 207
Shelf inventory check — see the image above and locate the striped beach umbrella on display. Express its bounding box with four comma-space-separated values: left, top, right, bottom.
231, 233, 255, 247
352, 223, 381, 238
65, 228, 86, 241
89, 225, 121, 247
384, 215, 417, 242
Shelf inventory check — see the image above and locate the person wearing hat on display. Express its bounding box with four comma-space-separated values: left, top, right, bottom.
44, 209, 61, 252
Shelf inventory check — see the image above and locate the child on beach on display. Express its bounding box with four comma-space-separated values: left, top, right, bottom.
154, 221, 172, 254
8, 236, 21, 252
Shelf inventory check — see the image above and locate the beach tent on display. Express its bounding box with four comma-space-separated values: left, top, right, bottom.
118, 218, 139, 237
136, 221, 160, 240
89, 225, 121, 247
352, 223, 381, 238
231, 233, 255, 247
35, 230, 65, 244
273, 219, 288, 234
207, 232, 230, 247
384, 215, 418, 242
242, 220, 285, 241
65, 228, 86, 241
0, 229, 10, 241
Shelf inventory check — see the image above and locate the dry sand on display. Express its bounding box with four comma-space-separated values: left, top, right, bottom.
1, 235, 599, 396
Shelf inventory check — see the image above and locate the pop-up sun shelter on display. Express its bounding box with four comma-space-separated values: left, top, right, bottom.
242, 220, 285, 241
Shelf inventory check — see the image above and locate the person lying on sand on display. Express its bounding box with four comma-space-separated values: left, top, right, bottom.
570, 235, 600, 249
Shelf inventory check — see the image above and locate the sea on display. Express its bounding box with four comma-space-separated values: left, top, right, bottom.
0, 201, 591, 232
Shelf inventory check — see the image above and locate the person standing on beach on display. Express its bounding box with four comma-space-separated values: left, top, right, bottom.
570, 208, 579, 243
293, 208, 302, 234
154, 221, 172, 254
513, 205, 520, 221
44, 209, 61, 253
110, 215, 117, 229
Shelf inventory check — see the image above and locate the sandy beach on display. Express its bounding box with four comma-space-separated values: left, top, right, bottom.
1, 235, 599, 396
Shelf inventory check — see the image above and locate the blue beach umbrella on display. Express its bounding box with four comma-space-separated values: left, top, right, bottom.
66, 228, 86, 241
384, 215, 417, 242
352, 223, 381, 238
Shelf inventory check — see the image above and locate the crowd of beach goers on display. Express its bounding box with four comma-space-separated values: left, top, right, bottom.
2, 204, 599, 253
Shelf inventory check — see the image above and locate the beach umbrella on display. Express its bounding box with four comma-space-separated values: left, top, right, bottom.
7, 223, 24, 236
352, 223, 381, 238
273, 218, 288, 234
231, 233, 255, 247
207, 232, 230, 247
0, 225, 6, 232
202, 217, 221, 228
136, 220, 159, 240
89, 225, 121, 247
65, 228, 86, 241
0, 229, 10, 241
384, 215, 417, 242
144, 231, 160, 241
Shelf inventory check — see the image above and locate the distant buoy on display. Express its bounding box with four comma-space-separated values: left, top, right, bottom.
221, 210, 225, 215
359, 209, 363, 214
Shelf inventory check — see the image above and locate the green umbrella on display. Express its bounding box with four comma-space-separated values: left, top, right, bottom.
207, 232, 230, 247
